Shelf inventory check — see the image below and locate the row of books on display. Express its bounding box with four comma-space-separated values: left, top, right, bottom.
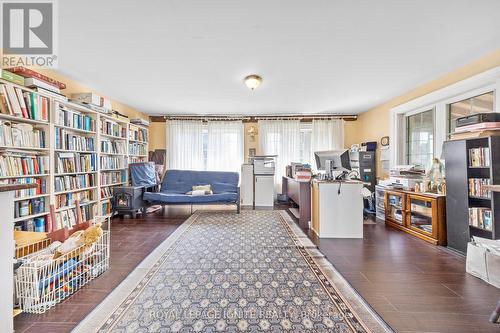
14, 216, 46, 232
56, 105, 95, 132
55, 128, 95, 151
468, 207, 492, 231
0, 154, 49, 177
56, 190, 94, 209
55, 174, 95, 192
129, 125, 148, 142
101, 140, 126, 154
100, 156, 124, 170
0, 121, 46, 148
101, 186, 113, 199
101, 170, 126, 185
55, 204, 95, 230
468, 178, 491, 199
101, 199, 112, 215
101, 119, 126, 138
14, 197, 46, 218
468, 147, 491, 167
0, 177, 47, 198
56, 152, 97, 174
129, 142, 147, 156
129, 156, 146, 163
0, 84, 49, 121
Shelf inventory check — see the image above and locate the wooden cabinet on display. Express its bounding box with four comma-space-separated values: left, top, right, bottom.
385, 190, 446, 245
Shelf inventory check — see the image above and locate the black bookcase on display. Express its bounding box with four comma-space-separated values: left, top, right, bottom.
443, 136, 500, 254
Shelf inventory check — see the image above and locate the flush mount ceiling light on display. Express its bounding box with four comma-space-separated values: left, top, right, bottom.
244, 74, 262, 90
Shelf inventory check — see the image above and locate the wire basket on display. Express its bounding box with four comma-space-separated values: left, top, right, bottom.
15, 217, 110, 314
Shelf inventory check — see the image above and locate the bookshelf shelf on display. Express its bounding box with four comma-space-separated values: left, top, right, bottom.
55, 171, 97, 176
0, 114, 49, 126
100, 168, 126, 172
0, 174, 49, 179
54, 186, 98, 195
55, 200, 97, 213
128, 139, 147, 144
14, 194, 49, 201
13, 211, 49, 223
55, 149, 96, 153
101, 182, 125, 188
100, 132, 126, 140
100, 152, 126, 156
0, 146, 49, 152
54, 124, 96, 135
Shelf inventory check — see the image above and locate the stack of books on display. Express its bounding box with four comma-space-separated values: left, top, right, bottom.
14, 216, 47, 232
101, 140, 126, 154
129, 142, 147, 156
56, 190, 94, 209
0, 121, 46, 148
468, 147, 491, 167
101, 119, 126, 138
100, 156, 124, 170
56, 152, 96, 173
57, 105, 95, 131
0, 177, 46, 198
101, 186, 113, 199
14, 197, 45, 218
129, 125, 148, 142
0, 85, 49, 121
0, 154, 49, 177
55, 128, 95, 151
469, 207, 492, 231
468, 178, 492, 199
101, 170, 126, 185
55, 174, 95, 192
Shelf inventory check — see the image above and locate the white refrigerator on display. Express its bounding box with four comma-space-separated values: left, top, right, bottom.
240, 163, 275, 208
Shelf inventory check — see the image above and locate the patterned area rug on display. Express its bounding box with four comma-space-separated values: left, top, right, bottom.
74, 211, 393, 333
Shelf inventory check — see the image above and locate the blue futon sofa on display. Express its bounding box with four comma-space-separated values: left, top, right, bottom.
143, 169, 240, 213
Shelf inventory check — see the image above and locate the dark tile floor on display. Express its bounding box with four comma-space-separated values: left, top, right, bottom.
315, 218, 500, 333
14, 207, 500, 333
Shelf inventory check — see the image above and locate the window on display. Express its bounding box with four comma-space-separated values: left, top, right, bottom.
448, 91, 495, 133
299, 123, 312, 164
406, 109, 434, 170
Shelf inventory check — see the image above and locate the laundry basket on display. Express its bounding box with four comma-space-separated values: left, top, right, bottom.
15, 217, 110, 314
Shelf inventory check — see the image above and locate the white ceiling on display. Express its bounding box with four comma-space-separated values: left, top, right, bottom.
58, 0, 500, 115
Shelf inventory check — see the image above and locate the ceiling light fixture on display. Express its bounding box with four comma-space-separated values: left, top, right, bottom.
244, 74, 262, 90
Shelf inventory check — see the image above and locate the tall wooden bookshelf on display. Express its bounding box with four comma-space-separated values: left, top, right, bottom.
443, 136, 500, 254
128, 123, 148, 163
0, 79, 149, 231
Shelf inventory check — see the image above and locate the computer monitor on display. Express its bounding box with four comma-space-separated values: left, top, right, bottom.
314, 150, 351, 171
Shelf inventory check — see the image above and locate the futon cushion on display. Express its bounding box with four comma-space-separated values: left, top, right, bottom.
143, 191, 238, 204
160, 170, 239, 194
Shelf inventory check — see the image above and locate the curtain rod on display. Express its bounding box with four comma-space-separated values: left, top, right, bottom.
153, 114, 357, 122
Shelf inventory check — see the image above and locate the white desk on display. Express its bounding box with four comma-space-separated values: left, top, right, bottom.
311, 179, 363, 238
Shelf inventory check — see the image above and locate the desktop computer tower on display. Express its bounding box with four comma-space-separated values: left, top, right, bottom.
358, 151, 376, 192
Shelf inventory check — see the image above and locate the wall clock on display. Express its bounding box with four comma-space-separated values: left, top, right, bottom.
381, 136, 390, 146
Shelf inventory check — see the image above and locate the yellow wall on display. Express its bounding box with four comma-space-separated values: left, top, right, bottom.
149, 122, 167, 150
345, 48, 500, 178
37, 69, 149, 121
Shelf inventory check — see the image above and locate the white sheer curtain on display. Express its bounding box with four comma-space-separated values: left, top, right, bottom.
207, 121, 244, 172
259, 120, 300, 192
168, 120, 204, 170
311, 119, 344, 170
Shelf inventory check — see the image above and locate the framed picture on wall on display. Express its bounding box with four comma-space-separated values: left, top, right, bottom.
249, 148, 256, 157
